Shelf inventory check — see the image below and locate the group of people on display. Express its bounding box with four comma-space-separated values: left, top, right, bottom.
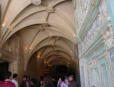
0, 71, 42, 87
20, 75, 41, 87
57, 75, 77, 87
0, 71, 18, 87
0, 71, 78, 87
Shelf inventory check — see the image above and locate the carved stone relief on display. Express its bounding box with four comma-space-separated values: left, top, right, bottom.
31, 0, 41, 6
78, 0, 110, 56
99, 0, 108, 18
79, 0, 90, 26
103, 25, 114, 48
98, 62, 109, 87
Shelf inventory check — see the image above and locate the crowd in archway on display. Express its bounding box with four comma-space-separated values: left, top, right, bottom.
57, 75, 77, 87
0, 71, 79, 87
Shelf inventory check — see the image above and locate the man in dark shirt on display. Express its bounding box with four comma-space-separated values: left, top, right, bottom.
0, 71, 15, 87
68, 75, 77, 87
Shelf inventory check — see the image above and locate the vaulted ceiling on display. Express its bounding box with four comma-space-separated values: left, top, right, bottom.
0, 0, 77, 69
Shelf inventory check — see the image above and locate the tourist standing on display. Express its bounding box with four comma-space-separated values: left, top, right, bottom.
64, 77, 69, 87
0, 71, 15, 87
57, 77, 62, 87
68, 75, 77, 87
60, 77, 65, 87
11, 74, 18, 87
31, 78, 41, 87
20, 75, 29, 87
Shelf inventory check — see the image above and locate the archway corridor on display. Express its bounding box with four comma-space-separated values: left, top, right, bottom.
0, 0, 80, 86
26, 49, 78, 81
1, 0, 114, 87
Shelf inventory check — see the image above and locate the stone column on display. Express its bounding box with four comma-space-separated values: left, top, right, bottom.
102, 23, 114, 87
9, 60, 18, 74
79, 58, 87, 87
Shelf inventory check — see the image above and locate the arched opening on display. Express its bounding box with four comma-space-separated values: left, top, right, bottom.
26, 48, 79, 86
0, 0, 80, 86
26, 52, 77, 77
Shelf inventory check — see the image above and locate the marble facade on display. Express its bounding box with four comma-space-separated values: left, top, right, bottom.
73, 0, 114, 87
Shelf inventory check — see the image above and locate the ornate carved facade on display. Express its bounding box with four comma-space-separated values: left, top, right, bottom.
74, 0, 114, 87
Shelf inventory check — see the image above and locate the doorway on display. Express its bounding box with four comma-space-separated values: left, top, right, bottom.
0, 62, 9, 81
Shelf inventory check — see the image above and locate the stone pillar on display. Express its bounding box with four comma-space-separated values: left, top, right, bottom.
9, 60, 18, 74
79, 58, 87, 87
102, 23, 114, 87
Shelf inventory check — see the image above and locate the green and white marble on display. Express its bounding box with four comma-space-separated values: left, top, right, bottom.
73, 0, 114, 86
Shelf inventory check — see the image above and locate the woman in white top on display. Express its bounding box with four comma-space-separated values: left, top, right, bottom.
11, 74, 18, 87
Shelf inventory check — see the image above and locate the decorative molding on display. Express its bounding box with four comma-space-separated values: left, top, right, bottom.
79, 18, 112, 58
46, 6, 55, 13
76, 0, 101, 43
80, 35, 104, 58
79, 21, 108, 58
31, 0, 41, 6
